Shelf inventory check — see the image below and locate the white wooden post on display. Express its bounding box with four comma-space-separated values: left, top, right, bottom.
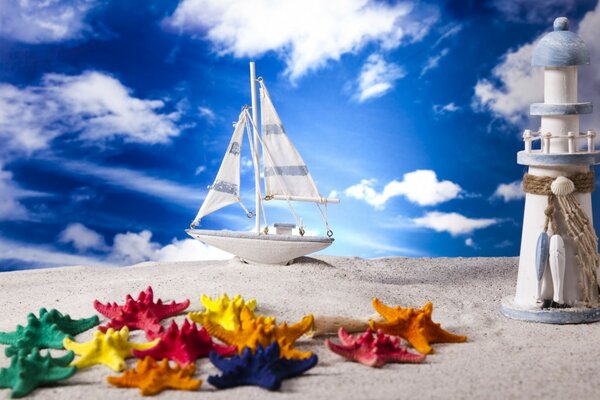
543, 132, 552, 153
588, 130, 596, 153
567, 131, 575, 153
523, 129, 532, 152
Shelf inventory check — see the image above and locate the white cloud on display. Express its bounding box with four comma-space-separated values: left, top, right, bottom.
0, 237, 110, 268
1, 228, 230, 268
343, 231, 422, 256
465, 238, 475, 247
492, 180, 524, 202
0, 0, 98, 44
240, 156, 254, 174
110, 230, 232, 264
413, 211, 498, 236
155, 237, 233, 262
490, 0, 580, 23
198, 106, 216, 124
474, 3, 600, 132
473, 41, 541, 124
51, 158, 206, 208
58, 223, 108, 252
420, 47, 449, 77
495, 239, 513, 249
0, 71, 182, 156
46, 71, 181, 143
432, 24, 462, 48
345, 170, 462, 209
579, 5, 600, 122
355, 53, 406, 102
0, 82, 62, 155
195, 165, 207, 175
110, 230, 158, 265
0, 165, 28, 221
433, 102, 460, 115
164, 0, 437, 80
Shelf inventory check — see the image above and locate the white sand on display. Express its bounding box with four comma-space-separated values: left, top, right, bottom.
1, 256, 599, 399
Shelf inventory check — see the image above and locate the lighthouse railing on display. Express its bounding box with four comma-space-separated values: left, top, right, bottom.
522, 129, 597, 154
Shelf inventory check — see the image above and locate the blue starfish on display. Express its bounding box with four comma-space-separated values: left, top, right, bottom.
208, 342, 318, 391
0, 308, 99, 352
0, 348, 76, 398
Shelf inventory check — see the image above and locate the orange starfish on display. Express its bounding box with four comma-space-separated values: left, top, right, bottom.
369, 298, 467, 355
200, 306, 314, 359
107, 357, 201, 396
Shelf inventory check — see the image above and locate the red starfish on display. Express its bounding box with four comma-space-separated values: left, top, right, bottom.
94, 287, 190, 339
132, 320, 237, 366
325, 328, 426, 368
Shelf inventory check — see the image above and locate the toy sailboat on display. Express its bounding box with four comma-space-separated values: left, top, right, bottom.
186, 62, 339, 265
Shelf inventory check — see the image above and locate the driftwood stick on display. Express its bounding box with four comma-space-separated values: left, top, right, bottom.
307, 313, 384, 337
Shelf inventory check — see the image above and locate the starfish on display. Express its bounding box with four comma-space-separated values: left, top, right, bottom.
201, 306, 314, 359
0, 348, 76, 398
208, 342, 318, 391
325, 328, 426, 367
132, 319, 236, 366
188, 293, 274, 331
0, 308, 99, 352
94, 286, 190, 339
369, 298, 467, 355
107, 356, 201, 396
63, 327, 159, 372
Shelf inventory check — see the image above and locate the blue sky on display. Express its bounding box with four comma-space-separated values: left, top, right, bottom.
2, 0, 600, 270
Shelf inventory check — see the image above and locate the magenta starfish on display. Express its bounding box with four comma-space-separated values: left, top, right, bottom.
325, 328, 426, 368
94, 286, 190, 339
132, 319, 237, 366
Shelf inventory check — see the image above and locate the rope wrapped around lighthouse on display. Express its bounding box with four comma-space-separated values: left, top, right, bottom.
523, 171, 600, 307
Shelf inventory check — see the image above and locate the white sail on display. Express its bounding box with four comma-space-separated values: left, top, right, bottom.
191, 111, 247, 227
259, 81, 321, 200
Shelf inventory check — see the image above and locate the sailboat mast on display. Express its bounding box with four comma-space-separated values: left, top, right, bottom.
249, 61, 262, 234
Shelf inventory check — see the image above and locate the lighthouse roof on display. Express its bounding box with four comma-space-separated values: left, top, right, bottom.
532, 17, 590, 67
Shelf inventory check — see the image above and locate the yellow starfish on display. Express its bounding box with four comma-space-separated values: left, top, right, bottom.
369, 298, 467, 355
201, 306, 314, 359
107, 357, 201, 396
63, 327, 159, 371
188, 293, 273, 331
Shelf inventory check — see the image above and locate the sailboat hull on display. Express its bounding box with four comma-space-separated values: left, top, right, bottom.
185, 229, 333, 265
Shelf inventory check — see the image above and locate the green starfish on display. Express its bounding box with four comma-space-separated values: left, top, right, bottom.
0, 308, 99, 352
0, 348, 76, 398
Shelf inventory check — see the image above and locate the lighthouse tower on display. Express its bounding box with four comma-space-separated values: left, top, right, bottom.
502, 17, 600, 323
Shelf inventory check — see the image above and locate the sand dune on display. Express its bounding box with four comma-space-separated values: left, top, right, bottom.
1, 256, 599, 399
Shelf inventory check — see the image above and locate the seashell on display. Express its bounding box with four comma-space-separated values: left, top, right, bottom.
550, 176, 575, 196
535, 232, 549, 282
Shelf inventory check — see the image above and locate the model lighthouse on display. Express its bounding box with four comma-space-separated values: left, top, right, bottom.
502, 17, 600, 323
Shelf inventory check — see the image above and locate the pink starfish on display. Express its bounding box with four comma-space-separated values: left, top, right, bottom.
325, 328, 426, 368
94, 287, 190, 339
132, 320, 237, 366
